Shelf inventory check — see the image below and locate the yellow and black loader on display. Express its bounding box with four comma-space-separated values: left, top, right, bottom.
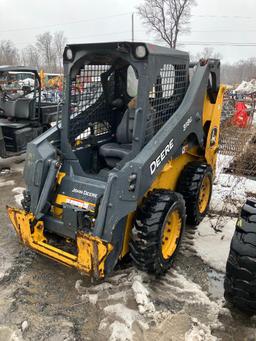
7, 42, 225, 279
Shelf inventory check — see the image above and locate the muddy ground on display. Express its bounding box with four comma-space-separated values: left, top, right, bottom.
1, 168, 256, 341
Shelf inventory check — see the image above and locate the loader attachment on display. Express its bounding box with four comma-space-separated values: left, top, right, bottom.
7, 207, 113, 279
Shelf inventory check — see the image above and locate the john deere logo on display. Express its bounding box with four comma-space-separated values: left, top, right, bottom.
150, 139, 174, 175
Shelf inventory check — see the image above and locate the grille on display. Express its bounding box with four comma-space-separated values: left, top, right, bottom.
221, 94, 235, 122
69, 64, 114, 145
219, 94, 256, 178
145, 64, 187, 143
219, 93, 255, 156
228, 135, 256, 177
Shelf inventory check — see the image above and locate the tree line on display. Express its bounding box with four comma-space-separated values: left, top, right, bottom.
0, 31, 66, 73
191, 47, 256, 84
0, 27, 255, 85
221, 59, 256, 85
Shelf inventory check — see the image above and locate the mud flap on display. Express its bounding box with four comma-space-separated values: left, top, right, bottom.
7, 207, 113, 279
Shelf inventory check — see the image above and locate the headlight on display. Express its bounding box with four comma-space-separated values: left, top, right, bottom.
66, 48, 73, 61
135, 45, 147, 59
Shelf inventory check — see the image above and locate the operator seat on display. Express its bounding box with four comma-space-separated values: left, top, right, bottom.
15, 98, 36, 119
0, 97, 35, 119
99, 107, 135, 168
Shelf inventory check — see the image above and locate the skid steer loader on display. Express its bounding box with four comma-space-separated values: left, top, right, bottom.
7, 42, 225, 279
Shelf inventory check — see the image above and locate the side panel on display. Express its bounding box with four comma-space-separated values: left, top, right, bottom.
95, 62, 217, 240
149, 150, 201, 191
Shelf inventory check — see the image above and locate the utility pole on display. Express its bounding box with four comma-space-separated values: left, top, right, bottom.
132, 13, 135, 42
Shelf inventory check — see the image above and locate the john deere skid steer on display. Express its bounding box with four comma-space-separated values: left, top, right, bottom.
7, 42, 225, 279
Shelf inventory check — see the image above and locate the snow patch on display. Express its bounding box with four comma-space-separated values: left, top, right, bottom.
81, 293, 98, 305
0, 326, 23, 341
101, 304, 139, 341
12, 187, 24, 193
235, 79, 256, 94
21, 321, 28, 332
104, 304, 138, 328
108, 321, 133, 341
0, 180, 15, 187
91, 282, 113, 292
74, 279, 84, 294
170, 271, 220, 314
132, 276, 155, 314
193, 217, 236, 272
211, 173, 256, 214
98, 318, 109, 331
215, 154, 233, 177
12, 187, 25, 207
108, 291, 127, 302
210, 154, 256, 215
185, 321, 217, 341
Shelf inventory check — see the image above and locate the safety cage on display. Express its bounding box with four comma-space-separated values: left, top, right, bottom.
145, 63, 187, 144
63, 43, 189, 170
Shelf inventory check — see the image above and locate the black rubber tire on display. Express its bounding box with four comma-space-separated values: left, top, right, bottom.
176, 161, 213, 226
224, 227, 256, 314
129, 189, 186, 275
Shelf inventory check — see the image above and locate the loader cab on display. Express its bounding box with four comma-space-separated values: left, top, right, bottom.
62, 42, 189, 176
0, 68, 40, 121
0, 66, 61, 156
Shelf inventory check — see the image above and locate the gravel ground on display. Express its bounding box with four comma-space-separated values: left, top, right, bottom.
0, 165, 256, 341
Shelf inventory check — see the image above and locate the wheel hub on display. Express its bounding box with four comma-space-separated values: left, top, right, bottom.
198, 175, 211, 214
161, 209, 182, 260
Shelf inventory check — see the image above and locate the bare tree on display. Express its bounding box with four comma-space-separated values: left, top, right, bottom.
137, 0, 196, 48
0, 32, 67, 73
221, 58, 256, 84
0, 40, 19, 65
36, 32, 56, 72
191, 47, 222, 63
34, 31, 67, 72
54, 31, 67, 73
21, 45, 40, 69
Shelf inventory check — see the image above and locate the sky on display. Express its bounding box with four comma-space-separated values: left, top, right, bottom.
0, 0, 256, 63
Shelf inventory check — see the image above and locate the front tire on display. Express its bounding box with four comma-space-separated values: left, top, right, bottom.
129, 190, 186, 275
176, 162, 213, 226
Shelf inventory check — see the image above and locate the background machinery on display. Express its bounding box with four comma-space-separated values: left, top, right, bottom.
0, 66, 60, 157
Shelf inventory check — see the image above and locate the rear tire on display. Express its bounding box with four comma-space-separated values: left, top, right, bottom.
224, 202, 256, 314
129, 189, 186, 275
176, 162, 213, 226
